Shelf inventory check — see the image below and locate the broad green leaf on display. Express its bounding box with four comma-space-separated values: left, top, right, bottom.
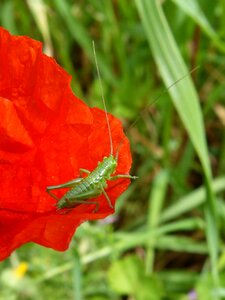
108, 255, 163, 300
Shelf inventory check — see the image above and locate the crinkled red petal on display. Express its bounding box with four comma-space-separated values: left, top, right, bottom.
0, 27, 132, 261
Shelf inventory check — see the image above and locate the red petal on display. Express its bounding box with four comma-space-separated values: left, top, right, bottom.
0, 97, 34, 151
0, 27, 132, 261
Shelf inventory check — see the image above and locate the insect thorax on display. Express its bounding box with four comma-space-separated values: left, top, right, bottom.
95, 155, 117, 179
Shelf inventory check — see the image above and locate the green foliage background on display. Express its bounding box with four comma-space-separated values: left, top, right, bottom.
1, 0, 225, 299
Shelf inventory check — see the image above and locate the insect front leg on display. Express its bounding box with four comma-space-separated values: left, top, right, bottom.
109, 174, 138, 180
79, 168, 91, 176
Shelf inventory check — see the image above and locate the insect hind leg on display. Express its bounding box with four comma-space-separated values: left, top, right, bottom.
47, 177, 83, 191
57, 199, 99, 214
46, 177, 83, 201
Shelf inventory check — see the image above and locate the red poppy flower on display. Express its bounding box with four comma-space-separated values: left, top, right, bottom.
0, 27, 132, 261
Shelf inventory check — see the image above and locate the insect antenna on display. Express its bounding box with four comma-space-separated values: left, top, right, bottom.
92, 41, 113, 156
115, 66, 199, 160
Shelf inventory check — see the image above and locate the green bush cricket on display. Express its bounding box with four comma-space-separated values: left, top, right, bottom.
46, 42, 137, 212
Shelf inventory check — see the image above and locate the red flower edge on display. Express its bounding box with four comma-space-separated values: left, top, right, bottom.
0, 27, 132, 261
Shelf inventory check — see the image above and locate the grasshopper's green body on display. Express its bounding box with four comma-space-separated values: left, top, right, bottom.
57, 156, 116, 209
47, 155, 115, 210
47, 155, 135, 211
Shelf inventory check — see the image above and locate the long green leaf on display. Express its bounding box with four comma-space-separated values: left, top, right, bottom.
172, 0, 225, 52
135, 0, 219, 285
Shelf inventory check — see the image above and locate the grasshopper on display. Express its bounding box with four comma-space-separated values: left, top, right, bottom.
46, 42, 137, 211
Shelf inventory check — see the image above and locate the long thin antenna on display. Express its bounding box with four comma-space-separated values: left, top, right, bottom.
92, 41, 113, 156
115, 66, 199, 158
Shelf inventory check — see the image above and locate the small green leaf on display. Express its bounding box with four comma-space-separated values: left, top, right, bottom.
108, 255, 163, 300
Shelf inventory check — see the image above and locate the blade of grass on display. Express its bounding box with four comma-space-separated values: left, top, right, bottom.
156, 235, 207, 254
161, 176, 225, 223
72, 251, 82, 300
26, 0, 53, 56
0, 1, 16, 33
53, 0, 116, 85
35, 217, 206, 282
171, 0, 225, 53
146, 170, 169, 274
135, 0, 219, 285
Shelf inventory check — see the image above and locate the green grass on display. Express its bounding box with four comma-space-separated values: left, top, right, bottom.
1, 0, 225, 299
